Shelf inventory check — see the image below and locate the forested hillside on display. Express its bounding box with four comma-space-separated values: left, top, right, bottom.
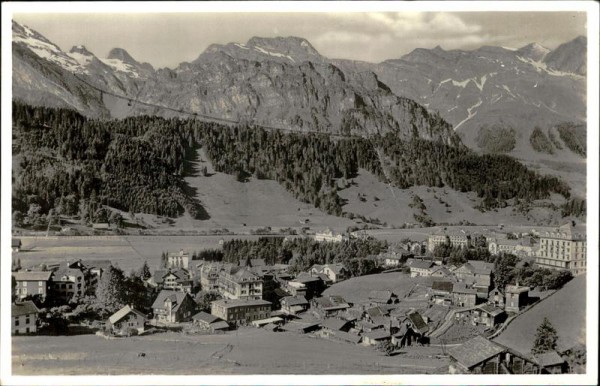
12, 102, 574, 228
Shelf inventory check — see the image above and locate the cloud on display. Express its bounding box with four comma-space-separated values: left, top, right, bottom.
312, 12, 486, 61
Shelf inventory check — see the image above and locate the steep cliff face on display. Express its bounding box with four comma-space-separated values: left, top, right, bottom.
140, 42, 457, 141
11, 20, 585, 151
12, 42, 110, 118
11, 23, 458, 143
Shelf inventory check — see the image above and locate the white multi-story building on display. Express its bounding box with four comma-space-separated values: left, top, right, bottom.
488, 238, 537, 257
315, 229, 348, 243
535, 223, 586, 275
427, 229, 470, 252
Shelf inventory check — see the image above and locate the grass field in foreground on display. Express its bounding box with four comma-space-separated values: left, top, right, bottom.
12, 328, 447, 375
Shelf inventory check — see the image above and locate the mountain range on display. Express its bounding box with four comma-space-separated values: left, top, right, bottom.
12, 20, 586, 187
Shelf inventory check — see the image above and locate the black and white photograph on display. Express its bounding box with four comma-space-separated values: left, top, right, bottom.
1, 2, 598, 385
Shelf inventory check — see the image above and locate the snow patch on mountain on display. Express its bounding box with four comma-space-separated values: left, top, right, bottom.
516, 56, 584, 79
100, 58, 141, 78
253, 46, 296, 62
454, 99, 482, 130
452, 79, 470, 88
13, 33, 84, 73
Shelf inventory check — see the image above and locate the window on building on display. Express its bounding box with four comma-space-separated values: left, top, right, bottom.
39, 281, 43, 286
26, 317, 30, 324
15, 319, 19, 326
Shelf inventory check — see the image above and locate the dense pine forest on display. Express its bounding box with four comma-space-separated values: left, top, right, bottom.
206, 237, 387, 275
12, 102, 575, 227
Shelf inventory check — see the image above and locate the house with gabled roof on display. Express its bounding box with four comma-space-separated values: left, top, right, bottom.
430, 280, 454, 305
533, 351, 567, 374
107, 305, 146, 334
407, 311, 429, 335
504, 284, 529, 313
430, 265, 454, 279
218, 266, 263, 300
280, 295, 309, 315
321, 317, 354, 334
462, 304, 506, 328
152, 290, 197, 323
448, 336, 549, 374
288, 273, 326, 299
454, 260, 494, 290
319, 263, 349, 283
362, 329, 391, 346
452, 283, 478, 307
311, 295, 351, 317
192, 311, 230, 332
12, 271, 53, 300
210, 298, 272, 326
408, 260, 435, 277
52, 262, 86, 301
12, 301, 39, 334
153, 268, 193, 293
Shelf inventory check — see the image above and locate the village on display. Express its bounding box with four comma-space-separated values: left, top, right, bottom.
11, 222, 586, 374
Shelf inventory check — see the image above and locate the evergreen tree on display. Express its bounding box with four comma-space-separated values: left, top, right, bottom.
95, 265, 126, 316
139, 261, 151, 280
532, 317, 558, 355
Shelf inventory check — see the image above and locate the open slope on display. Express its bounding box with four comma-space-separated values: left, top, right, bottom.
12, 328, 447, 375
338, 169, 573, 227
174, 147, 356, 231
493, 275, 586, 354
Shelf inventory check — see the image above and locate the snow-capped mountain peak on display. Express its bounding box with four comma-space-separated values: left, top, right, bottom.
12, 20, 85, 73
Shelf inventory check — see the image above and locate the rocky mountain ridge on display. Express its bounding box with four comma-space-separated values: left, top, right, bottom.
12, 20, 586, 152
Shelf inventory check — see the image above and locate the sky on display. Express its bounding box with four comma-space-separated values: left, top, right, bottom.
12, 10, 587, 69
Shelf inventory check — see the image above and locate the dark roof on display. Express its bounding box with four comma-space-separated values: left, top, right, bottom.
467, 260, 495, 274
534, 351, 565, 367
12, 301, 40, 317
322, 318, 351, 331
448, 336, 506, 369
408, 312, 429, 334
409, 260, 434, 270
151, 290, 192, 311
154, 268, 191, 284
313, 295, 350, 310
210, 321, 230, 330
366, 306, 385, 318
192, 311, 221, 324
431, 280, 454, 293
273, 288, 291, 298
12, 271, 53, 281
453, 283, 478, 295
282, 295, 308, 306
294, 273, 323, 284
477, 304, 505, 317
